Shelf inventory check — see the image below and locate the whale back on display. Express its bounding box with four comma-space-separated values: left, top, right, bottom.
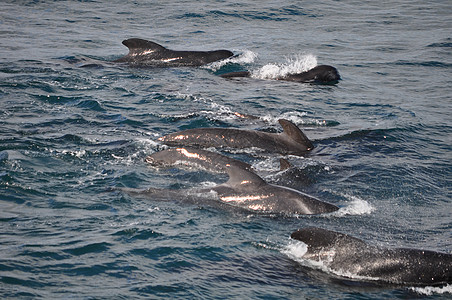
114, 38, 233, 66
291, 227, 452, 285
291, 227, 367, 250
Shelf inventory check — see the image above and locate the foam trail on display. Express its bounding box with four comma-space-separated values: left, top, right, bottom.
252, 54, 317, 79
410, 284, 452, 295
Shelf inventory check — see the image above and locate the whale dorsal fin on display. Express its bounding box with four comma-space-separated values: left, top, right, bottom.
225, 165, 266, 187
122, 38, 167, 55
279, 119, 314, 150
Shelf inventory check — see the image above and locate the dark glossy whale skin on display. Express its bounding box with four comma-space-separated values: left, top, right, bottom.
280, 65, 340, 83
143, 148, 338, 215
158, 119, 314, 156
114, 38, 234, 67
291, 227, 452, 286
221, 65, 340, 84
145, 147, 253, 173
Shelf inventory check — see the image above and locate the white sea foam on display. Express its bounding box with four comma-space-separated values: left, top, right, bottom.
331, 194, 375, 217
252, 157, 281, 172
410, 284, 452, 295
261, 111, 309, 125
172, 92, 247, 122
61, 149, 87, 158
251, 54, 317, 79
200, 102, 242, 121
147, 206, 161, 213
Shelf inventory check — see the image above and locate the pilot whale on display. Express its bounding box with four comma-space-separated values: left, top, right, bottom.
221, 65, 340, 84
114, 38, 234, 67
140, 147, 338, 215
158, 119, 314, 156
290, 227, 452, 286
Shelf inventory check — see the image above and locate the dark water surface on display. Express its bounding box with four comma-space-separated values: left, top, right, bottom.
1, 1, 451, 298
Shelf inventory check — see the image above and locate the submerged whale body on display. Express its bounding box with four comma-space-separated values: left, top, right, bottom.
291, 227, 452, 286
221, 65, 341, 84
114, 38, 234, 67
140, 148, 339, 215
158, 119, 314, 156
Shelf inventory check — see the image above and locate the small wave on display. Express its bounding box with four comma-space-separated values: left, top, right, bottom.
76, 99, 105, 111
205, 50, 258, 71
410, 284, 452, 295
251, 54, 317, 79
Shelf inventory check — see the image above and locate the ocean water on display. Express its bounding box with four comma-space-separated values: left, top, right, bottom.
1, 0, 451, 298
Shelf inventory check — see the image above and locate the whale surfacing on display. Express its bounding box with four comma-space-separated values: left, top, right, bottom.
158, 119, 314, 156
221, 65, 340, 84
290, 227, 452, 286
143, 148, 338, 215
114, 38, 234, 67
214, 166, 338, 215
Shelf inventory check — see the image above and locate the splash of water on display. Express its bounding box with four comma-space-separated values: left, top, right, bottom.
251, 54, 317, 79
281, 239, 309, 261
331, 194, 375, 217
206, 49, 258, 71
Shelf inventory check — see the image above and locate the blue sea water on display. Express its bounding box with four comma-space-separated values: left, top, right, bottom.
1, 0, 451, 298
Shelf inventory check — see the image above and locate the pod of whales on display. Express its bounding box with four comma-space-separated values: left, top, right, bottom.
114, 38, 234, 67
142, 147, 339, 215
221, 65, 341, 84
158, 119, 314, 156
291, 227, 452, 286
109, 38, 450, 291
